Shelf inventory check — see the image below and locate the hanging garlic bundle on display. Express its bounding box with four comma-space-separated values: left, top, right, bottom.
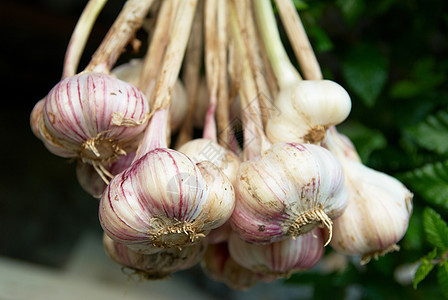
103, 234, 206, 279
228, 228, 325, 279
323, 128, 413, 264
254, 0, 351, 145
228, 1, 348, 245
99, 0, 235, 253
31, 0, 155, 181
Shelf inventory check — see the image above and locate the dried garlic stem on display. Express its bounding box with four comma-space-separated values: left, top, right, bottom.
85, 0, 155, 73
151, 0, 198, 111
274, 0, 323, 80
175, 0, 204, 148
139, 0, 179, 93
63, 0, 108, 78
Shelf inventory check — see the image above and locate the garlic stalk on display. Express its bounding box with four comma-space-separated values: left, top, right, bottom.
228, 228, 325, 279
323, 128, 413, 264
254, 0, 351, 144
103, 234, 206, 280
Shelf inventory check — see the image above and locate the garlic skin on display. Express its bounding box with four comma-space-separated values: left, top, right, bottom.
178, 138, 241, 184
201, 242, 260, 290
231, 142, 348, 244
111, 59, 188, 132
228, 228, 325, 279
103, 234, 206, 279
323, 128, 413, 264
266, 80, 351, 144
34, 72, 150, 169
99, 147, 235, 251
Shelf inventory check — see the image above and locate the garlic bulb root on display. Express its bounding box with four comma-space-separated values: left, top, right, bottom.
361, 244, 400, 265
287, 204, 333, 246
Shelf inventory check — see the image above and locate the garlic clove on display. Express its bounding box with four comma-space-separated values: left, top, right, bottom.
201, 242, 260, 290
103, 233, 206, 280
111, 59, 188, 132
266, 80, 351, 144
231, 142, 348, 245
228, 228, 325, 279
329, 159, 413, 265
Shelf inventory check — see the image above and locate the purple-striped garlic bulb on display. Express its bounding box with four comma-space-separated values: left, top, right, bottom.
323, 128, 413, 264
103, 234, 206, 280
111, 59, 188, 132
201, 242, 260, 290
99, 109, 235, 252
76, 151, 135, 198
228, 228, 325, 279
32, 72, 150, 177
231, 142, 347, 245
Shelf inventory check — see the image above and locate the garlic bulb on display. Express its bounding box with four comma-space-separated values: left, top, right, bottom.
76, 151, 135, 198
228, 228, 325, 279
266, 80, 351, 144
111, 59, 188, 132
206, 221, 232, 245
103, 234, 206, 279
99, 109, 235, 251
323, 128, 413, 264
33, 72, 150, 175
201, 242, 260, 290
178, 138, 241, 184
231, 142, 348, 244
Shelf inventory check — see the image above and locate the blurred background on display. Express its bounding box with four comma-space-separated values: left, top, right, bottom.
0, 0, 447, 299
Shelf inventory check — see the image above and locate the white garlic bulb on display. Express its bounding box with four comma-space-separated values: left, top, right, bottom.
228, 228, 325, 279
266, 80, 351, 144
178, 138, 241, 184
231, 142, 348, 244
103, 234, 206, 279
111, 59, 188, 132
323, 128, 413, 264
33, 72, 150, 173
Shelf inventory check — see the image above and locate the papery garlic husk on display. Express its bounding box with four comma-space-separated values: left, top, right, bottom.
228, 228, 325, 279
178, 138, 241, 184
99, 148, 235, 251
33, 72, 150, 173
266, 80, 351, 144
103, 234, 206, 280
231, 142, 348, 244
111, 59, 188, 132
201, 242, 260, 290
76, 151, 135, 198
323, 128, 413, 265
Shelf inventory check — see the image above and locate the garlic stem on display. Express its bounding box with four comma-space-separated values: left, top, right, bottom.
62, 0, 108, 78
253, 0, 301, 89
85, 0, 155, 73
175, 0, 204, 148
274, 0, 322, 80
151, 0, 198, 111
134, 109, 168, 161
138, 0, 178, 93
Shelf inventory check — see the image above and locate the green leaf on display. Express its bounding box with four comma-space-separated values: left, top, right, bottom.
401, 161, 448, 210
406, 110, 448, 155
336, 0, 365, 25
338, 122, 387, 163
439, 260, 448, 298
292, 0, 308, 10
413, 248, 437, 289
342, 44, 388, 107
308, 25, 333, 52
423, 207, 448, 250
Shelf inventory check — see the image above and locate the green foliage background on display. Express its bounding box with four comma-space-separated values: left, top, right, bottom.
284, 0, 448, 298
